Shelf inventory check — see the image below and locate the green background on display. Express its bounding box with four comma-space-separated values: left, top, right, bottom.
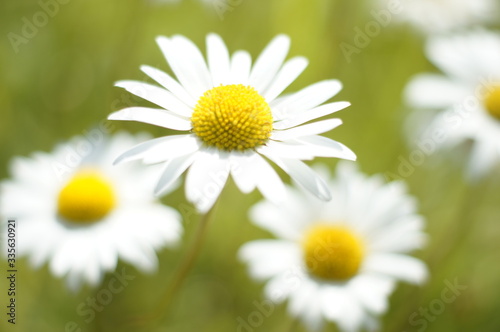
1, 0, 500, 331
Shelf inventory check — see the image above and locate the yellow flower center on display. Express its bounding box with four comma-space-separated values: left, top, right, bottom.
57, 170, 116, 223
484, 85, 500, 120
302, 224, 364, 281
191, 84, 273, 151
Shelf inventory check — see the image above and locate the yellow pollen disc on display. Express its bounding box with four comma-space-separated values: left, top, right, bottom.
191, 84, 273, 151
484, 85, 500, 120
57, 170, 116, 223
302, 224, 364, 281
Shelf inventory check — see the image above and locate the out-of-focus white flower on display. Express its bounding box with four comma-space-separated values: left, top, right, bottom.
108, 34, 355, 213
405, 30, 500, 179
0, 132, 183, 291
383, 0, 498, 34
239, 162, 427, 332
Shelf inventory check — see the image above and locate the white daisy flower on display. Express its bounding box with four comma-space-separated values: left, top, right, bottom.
405, 30, 500, 179
239, 162, 427, 332
384, 0, 498, 34
0, 132, 183, 291
108, 34, 355, 213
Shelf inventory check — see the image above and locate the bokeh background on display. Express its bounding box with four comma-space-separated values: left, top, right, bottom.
1, 0, 500, 331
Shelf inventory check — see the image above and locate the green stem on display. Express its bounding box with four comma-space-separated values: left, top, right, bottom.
156, 205, 216, 315
124, 204, 217, 329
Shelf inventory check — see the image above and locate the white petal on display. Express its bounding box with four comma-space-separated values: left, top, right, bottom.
229, 50, 252, 84
252, 156, 287, 204
50, 231, 102, 286
83, 254, 104, 286
113, 136, 177, 165
266, 156, 331, 201
156, 35, 212, 99
271, 119, 342, 141
140, 65, 196, 109
364, 253, 428, 284
258, 140, 316, 160
295, 135, 357, 160
250, 194, 310, 241
206, 33, 231, 85
466, 138, 499, 181
321, 285, 365, 332
263, 56, 308, 102
155, 153, 197, 196
50, 239, 80, 277
231, 153, 287, 204
185, 149, 230, 213
115, 80, 193, 117
96, 244, 118, 272
272, 79, 343, 115
108, 107, 191, 131
116, 239, 158, 273
25, 219, 61, 268
238, 240, 301, 280
249, 35, 291, 92
288, 278, 324, 331
350, 275, 395, 314
263, 267, 307, 304
404, 74, 468, 109
273, 101, 350, 129
368, 215, 426, 253
229, 152, 257, 193
426, 32, 500, 81
142, 135, 201, 164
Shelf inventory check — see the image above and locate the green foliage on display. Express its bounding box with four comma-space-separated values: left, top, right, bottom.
1, 0, 500, 331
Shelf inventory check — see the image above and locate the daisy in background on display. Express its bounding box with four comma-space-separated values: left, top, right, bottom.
239, 162, 427, 332
0, 132, 183, 291
108, 33, 355, 213
380, 0, 498, 34
405, 30, 500, 179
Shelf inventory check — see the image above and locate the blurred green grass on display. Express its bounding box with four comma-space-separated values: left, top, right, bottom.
1, 0, 500, 331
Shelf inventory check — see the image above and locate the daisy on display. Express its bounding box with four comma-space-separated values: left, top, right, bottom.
383, 0, 498, 34
239, 162, 427, 332
0, 132, 183, 291
108, 33, 355, 213
405, 30, 500, 179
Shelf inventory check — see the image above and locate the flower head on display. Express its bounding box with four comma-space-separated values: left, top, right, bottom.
108, 34, 355, 212
0, 132, 183, 291
405, 30, 500, 179
239, 162, 427, 331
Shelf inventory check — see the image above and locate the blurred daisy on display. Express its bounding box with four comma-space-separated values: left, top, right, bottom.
385, 0, 498, 34
108, 34, 355, 212
239, 162, 427, 331
0, 132, 182, 291
405, 30, 500, 178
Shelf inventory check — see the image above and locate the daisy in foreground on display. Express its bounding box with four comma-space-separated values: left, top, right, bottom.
239, 162, 427, 331
108, 33, 355, 213
405, 30, 500, 179
0, 132, 182, 291
384, 0, 498, 34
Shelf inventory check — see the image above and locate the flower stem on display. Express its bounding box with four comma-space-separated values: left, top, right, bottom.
125, 203, 217, 329
156, 205, 216, 314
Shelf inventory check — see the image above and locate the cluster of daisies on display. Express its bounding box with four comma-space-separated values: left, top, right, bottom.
2, 1, 499, 331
